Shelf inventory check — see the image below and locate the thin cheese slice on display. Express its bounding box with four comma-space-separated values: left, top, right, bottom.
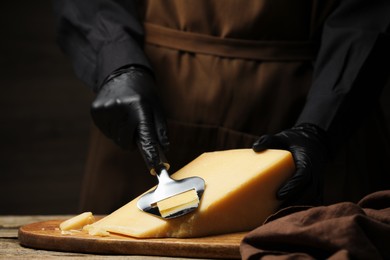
88, 149, 295, 238
59, 212, 95, 231
157, 189, 200, 218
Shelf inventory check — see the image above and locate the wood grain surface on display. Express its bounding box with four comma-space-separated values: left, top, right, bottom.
18, 219, 246, 259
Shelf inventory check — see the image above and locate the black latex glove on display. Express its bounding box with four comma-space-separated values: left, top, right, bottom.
252, 123, 328, 207
91, 66, 169, 172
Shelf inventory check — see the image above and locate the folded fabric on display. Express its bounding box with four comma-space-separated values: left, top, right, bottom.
240, 190, 390, 260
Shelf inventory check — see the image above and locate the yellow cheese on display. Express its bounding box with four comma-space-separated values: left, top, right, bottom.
83, 224, 110, 236
88, 149, 294, 238
157, 189, 200, 218
59, 212, 95, 231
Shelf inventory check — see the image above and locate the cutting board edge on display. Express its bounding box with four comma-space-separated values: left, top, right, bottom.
18, 220, 245, 259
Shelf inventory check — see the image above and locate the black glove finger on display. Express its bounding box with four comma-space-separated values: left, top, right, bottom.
90, 93, 121, 137
276, 168, 312, 200
90, 105, 114, 139
113, 111, 137, 149
91, 88, 118, 109
278, 177, 323, 207
92, 98, 134, 150
153, 106, 169, 152
277, 165, 323, 207
99, 104, 131, 148
252, 134, 287, 152
132, 102, 163, 171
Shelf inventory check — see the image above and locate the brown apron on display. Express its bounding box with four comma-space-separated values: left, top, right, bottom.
80, 0, 390, 213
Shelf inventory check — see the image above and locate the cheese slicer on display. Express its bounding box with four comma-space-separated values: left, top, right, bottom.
137, 166, 205, 219
136, 143, 205, 219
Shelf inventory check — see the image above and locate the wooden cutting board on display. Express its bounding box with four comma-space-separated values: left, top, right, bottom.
18, 219, 246, 259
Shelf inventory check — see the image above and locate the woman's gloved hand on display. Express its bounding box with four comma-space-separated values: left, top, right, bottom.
90, 65, 169, 171
252, 123, 328, 207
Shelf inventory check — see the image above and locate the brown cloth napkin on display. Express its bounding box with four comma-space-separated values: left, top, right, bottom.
240, 190, 390, 260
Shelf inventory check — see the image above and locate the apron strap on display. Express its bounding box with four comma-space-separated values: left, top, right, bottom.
144, 23, 318, 61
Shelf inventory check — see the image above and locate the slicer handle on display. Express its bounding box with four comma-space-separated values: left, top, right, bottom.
155, 167, 174, 184
136, 139, 170, 176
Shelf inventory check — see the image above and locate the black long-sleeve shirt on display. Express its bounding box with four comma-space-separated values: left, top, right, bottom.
53, 0, 152, 90
52, 0, 390, 140
296, 0, 390, 138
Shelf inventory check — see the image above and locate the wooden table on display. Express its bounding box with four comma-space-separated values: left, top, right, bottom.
0, 215, 216, 260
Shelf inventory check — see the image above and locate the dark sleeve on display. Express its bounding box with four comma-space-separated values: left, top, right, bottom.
296, 0, 390, 142
52, 0, 152, 91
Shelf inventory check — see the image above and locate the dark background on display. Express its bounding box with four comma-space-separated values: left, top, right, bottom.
1, 1, 390, 215
0, 1, 92, 214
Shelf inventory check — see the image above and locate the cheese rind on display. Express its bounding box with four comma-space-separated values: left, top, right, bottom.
88, 149, 295, 238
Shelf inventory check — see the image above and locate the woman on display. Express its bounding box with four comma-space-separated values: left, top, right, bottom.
53, 0, 390, 213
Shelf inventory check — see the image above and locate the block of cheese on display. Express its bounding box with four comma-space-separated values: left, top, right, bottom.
59, 212, 95, 231
87, 149, 294, 238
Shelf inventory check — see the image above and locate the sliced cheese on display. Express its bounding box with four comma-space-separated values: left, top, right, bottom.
59, 212, 95, 231
88, 149, 295, 238
157, 189, 200, 218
